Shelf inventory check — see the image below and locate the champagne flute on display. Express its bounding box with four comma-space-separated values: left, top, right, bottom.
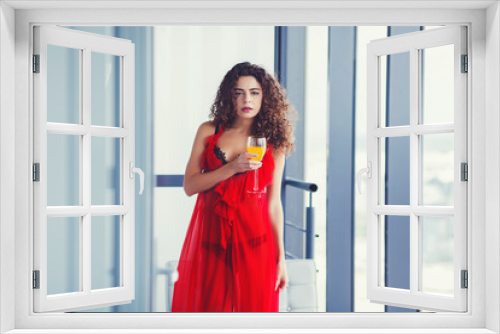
246, 136, 267, 194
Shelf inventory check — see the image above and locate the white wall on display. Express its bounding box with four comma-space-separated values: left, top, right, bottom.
0, 2, 16, 333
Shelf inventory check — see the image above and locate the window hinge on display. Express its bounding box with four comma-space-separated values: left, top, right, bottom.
33, 55, 40, 73
33, 54, 40, 73
461, 54, 468, 73
33, 270, 40, 289
461, 270, 468, 289
33, 163, 40, 182
461, 162, 468, 181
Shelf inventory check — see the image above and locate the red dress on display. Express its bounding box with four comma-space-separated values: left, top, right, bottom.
171, 125, 279, 312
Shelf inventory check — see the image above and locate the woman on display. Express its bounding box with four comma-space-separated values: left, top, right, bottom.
171, 62, 296, 312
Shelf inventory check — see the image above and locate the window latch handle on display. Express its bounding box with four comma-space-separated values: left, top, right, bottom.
129, 161, 145, 195
356, 161, 372, 194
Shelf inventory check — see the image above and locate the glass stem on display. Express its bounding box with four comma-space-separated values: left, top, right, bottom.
254, 169, 259, 191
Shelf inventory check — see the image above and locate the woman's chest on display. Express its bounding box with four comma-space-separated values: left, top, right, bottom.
216, 133, 248, 163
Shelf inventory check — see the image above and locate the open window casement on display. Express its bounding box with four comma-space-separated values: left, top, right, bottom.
33, 25, 142, 312
363, 25, 467, 312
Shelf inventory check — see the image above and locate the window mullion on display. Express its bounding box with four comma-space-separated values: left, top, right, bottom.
46, 123, 87, 135
366, 49, 379, 299
46, 123, 130, 137
413, 124, 454, 135
82, 46, 91, 294
372, 205, 454, 216
409, 47, 419, 295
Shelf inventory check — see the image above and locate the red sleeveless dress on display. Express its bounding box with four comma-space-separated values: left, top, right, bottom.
171, 125, 279, 312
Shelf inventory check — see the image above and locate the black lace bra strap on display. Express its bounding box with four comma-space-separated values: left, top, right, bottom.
215, 123, 220, 135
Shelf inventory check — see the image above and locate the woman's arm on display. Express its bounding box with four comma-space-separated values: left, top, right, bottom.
183, 121, 261, 197
267, 149, 289, 291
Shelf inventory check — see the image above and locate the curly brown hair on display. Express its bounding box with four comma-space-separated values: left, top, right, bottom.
209, 62, 296, 155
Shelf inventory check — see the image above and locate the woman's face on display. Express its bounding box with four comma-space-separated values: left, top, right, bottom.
232, 75, 263, 120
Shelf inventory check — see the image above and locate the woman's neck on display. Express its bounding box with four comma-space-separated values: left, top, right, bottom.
229, 117, 254, 135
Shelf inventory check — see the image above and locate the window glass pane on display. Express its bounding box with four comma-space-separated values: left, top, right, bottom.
421, 133, 454, 206
47, 217, 80, 295
92, 52, 121, 127
381, 136, 410, 205
47, 133, 80, 206
379, 214, 386, 287
91, 137, 121, 205
91, 216, 121, 290
420, 45, 454, 124
420, 216, 454, 296
381, 215, 410, 290
383, 51, 410, 127
47, 44, 80, 124
379, 54, 387, 128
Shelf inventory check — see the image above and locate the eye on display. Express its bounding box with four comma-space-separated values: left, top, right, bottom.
234, 91, 243, 96
251, 91, 260, 95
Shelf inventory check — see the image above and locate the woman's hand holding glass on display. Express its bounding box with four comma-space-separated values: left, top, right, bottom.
229, 152, 262, 174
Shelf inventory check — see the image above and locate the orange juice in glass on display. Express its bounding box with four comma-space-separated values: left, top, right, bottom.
247, 146, 266, 161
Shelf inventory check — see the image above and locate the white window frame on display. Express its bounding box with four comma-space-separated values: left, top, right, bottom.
365, 26, 468, 312
1, 2, 498, 333
33, 25, 136, 313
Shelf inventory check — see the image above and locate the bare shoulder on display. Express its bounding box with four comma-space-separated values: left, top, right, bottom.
271, 147, 286, 161
196, 120, 216, 139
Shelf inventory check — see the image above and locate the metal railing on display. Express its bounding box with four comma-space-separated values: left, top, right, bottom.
283, 177, 318, 259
